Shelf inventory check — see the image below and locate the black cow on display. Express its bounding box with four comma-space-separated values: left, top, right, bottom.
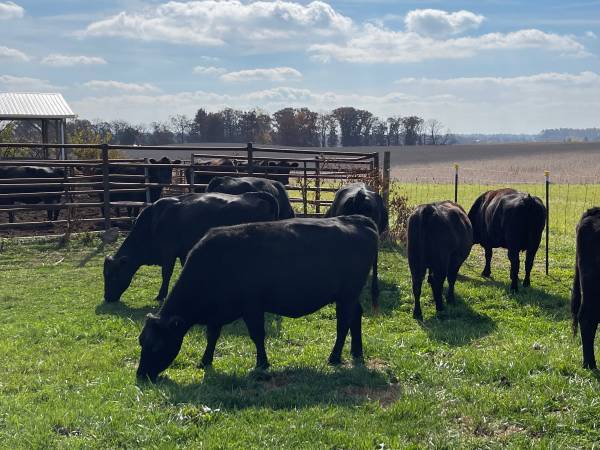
136, 215, 379, 382
252, 160, 299, 186
101, 157, 180, 217
326, 183, 388, 308
186, 158, 238, 191
407, 201, 473, 320
206, 176, 295, 219
0, 166, 65, 222
103, 191, 279, 303
571, 207, 600, 369
468, 188, 546, 292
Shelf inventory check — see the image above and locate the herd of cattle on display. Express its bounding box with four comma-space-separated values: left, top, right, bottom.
1, 160, 598, 380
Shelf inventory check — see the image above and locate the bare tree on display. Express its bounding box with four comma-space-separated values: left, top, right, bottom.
169, 114, 192, 144
425, 119, 445, 145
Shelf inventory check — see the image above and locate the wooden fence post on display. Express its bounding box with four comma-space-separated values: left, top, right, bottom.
373, 152, 380, 190
144, 158, 151, 207
102, 143, 111, 231
303, 161, 308, 216
247, 142, 254, 175
315, 156, 321, 214
454, 164, 459, 203
383, 151, 390, 210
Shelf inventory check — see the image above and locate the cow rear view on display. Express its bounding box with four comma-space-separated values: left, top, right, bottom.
407, 201, 473, 320
571, 207, 600, 369
468, 188, 546, 292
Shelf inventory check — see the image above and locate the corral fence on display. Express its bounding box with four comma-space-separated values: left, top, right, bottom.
0, 142, 384, 236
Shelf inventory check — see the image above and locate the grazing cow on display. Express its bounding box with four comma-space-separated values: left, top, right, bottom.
407, 201, 473, 320
571, 207, 600, 369
326, 183, 388, 307
0, 166, 65, 223
186, 158, 238, 190
136, 215, 379, 382
468, 188, 546, 292
206, 176, 295, 219
101, 157, 180, 217
103, 192, 279, 303
253, 160, 299, 186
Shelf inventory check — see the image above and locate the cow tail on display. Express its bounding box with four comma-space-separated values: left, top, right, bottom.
571, 261, 581, 337
408, 204, 434, 280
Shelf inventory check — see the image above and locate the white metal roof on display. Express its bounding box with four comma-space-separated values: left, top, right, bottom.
0, 92, 75, 119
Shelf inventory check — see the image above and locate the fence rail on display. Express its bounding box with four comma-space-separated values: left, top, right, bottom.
0, 142, 384, 236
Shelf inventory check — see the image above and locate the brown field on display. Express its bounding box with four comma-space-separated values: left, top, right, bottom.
124, 142, 600, 184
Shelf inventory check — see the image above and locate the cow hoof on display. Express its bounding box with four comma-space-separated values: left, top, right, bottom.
352, 356, 365, 366
413, 310, 423, 321
583, 361, 597, 370
481, 271, 491, 279
197, 361, 212, 370
251, 370, 272, 381
328, 356, 342, 366
523, 280, 531, 288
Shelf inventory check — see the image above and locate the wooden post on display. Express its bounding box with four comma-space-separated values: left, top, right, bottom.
188, 153, 195, 193
315, 156, 321, 214
454, 164, 459, 203
41, 119, 49, 159
303, 161, 308, 216
144, 158, 151, 206
545, 170, 550, 276
102, 144, 111, 231
373, 152, 380, 190
247, 142, 254, 175
383, 151, 390, 210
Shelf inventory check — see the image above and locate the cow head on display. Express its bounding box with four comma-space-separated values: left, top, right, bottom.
266, 160, 299, 185
148, 157, 181, 184
136, 313, 186, 382
103, 255, 138, 303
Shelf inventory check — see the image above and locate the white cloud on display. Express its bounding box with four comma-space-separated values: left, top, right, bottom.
71, 71, 600, 133
84, 80, 160, 93
220, 67, 302, 82
405, 9, 484, 37
193, 65, 227, 75
0, 75, 57, 91
0, 1, 24, 20
310, 25, 588, 63
585, 30, 597, 39
0, 45, 28, 61
41, 53, 107, 67
81, 0, 353, 51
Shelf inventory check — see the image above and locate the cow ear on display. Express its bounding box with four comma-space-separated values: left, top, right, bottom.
268, 161, 277, 166
149, 158, 157, 164
291, 162, 299, 167
173, 160, 182, 164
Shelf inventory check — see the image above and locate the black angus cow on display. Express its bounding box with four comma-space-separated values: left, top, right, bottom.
206, 176, 295, 219
0, 166, 65, 223
571, 207, 600, 369
407, 201, 473, 320
326, 183, 389, 307
186, 158, 238, 191
103, 192, 279, 303
101, 157, 180, 217
468, 188, 546, 292
252, 160, 299, 186
136, 215, 379, 382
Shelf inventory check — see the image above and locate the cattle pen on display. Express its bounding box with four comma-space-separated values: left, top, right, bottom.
0, 142, 386, 236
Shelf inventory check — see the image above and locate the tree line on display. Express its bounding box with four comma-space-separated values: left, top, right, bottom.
0, 106, 455, 148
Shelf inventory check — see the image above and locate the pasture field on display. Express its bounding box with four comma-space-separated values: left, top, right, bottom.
0, 201, 598, 448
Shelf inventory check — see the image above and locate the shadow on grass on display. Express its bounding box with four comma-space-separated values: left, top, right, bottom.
420, 295, 496, 346
366, 278, 400, 316
462, 273, 570, 321
77, 243, 105, 268
95, 301, 158, 323
145, 365, 395, 410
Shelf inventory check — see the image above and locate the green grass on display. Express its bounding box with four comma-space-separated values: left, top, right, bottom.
0, 223, 598, 448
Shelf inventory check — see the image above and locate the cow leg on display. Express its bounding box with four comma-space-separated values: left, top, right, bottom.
523, 247, 538, 288
198, 323, 222, 369
243, 312, 269, 370
52, 203, 60, 221
579, 314, 598, 369
156, 259, 175, 302
8, 211, 15, 223
431, 269, 447, 313
508, 248, 520, 293
482, 247, 493, 278
328, 301, 353, 365
349, 303, 364, 364
371, 255, 379, 307
411, 269, 425, 321
446, 257, 461, 304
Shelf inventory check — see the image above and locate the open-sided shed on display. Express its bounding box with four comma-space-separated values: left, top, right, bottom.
0, 92, 75, 159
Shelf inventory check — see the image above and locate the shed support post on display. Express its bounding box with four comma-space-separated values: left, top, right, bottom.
102, 144, 111, 231
247, 142, 254, 176
383, 151, 390, 210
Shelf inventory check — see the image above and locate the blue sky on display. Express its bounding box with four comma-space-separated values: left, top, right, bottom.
1, 0, 599, 133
